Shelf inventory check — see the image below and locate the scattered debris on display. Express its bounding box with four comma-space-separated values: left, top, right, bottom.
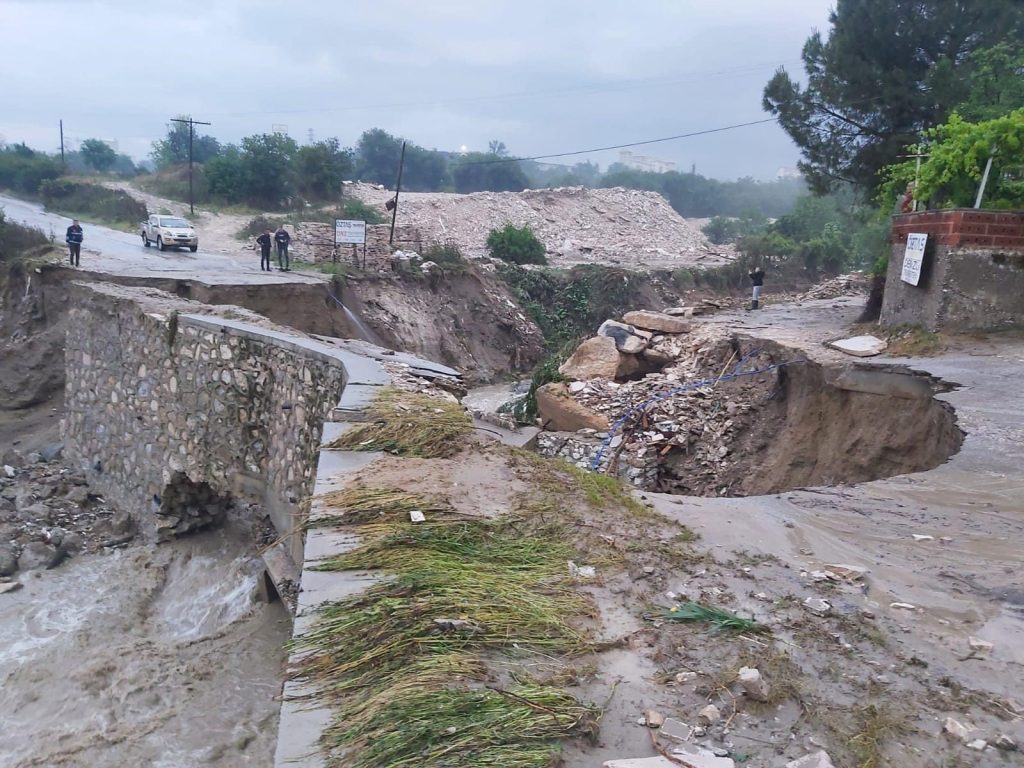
797, 273, 869, 301
408, 510, 425, 523
994, 734, 1018, 751
803, 597, 832, 616
0, 580, 23, 595
696, 703, 721, 726
785, 750, 836, 768
890, 602, 917, 610
737, 666, 770, 702
911, 534, 934, 542
966, 739, 988, 751
823, 563, 868, 582
643, 708, 666, 728
943, 717, 973, 742
658, 718, 693, 742
568, 560, 597, 579
968, 636, 994, 656
666, 742, 736, 768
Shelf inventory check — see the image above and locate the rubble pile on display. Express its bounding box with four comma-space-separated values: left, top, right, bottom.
797, 272, 869, 301
536, 310, 782, 493
0, 448, 136, 582
349, 183, 737, 270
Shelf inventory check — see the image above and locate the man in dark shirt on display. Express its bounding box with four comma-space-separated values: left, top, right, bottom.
274, 226, 291, 272
749, 264, 765, 310
255, 230, 273, 272
66, 219, 83, 267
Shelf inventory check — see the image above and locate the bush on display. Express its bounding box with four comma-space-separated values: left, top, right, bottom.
237, 215, 284, 240
422, 240, 467, 269
39, 180, 148, 229
340, 197, 385, 224
702, 217, 737, 244
0, 208, 50, 266
0, 144, 63, 196
486, 223, 546, 265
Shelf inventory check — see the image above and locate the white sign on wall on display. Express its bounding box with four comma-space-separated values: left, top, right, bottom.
334, 219, 366, 245
901, 233, 928, 286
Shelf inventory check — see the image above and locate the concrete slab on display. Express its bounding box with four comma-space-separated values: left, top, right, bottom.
472, 418, 540, 449
825, 334, 888, 357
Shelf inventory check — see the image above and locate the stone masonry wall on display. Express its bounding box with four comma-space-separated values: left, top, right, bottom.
293, 222, 423, 270
62, 285, 347, 541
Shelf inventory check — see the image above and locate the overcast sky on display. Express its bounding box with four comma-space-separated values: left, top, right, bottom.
1, 1, 831, 181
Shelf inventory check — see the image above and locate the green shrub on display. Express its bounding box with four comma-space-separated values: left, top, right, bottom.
0, 209, 50, 266
237, 215, 284, 240
0, 144, 63, 195
486, 223, 547, 265
39, 180, 147, 230
340, 197, 385, 225
422, 240, 467, 269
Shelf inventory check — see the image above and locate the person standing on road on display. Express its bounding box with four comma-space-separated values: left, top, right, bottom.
749, 263, 765, 310
256, 229, 273, 272
65, 219, 83, 267
274, 226, 291, 272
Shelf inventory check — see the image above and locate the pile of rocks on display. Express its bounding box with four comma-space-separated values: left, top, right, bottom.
535, 312, 778, 491
348, 183, 737, 270
797, 272, 869, 302
1, 447, 135, 583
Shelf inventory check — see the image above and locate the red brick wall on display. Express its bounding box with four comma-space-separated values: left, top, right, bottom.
891, 209, 1024, 251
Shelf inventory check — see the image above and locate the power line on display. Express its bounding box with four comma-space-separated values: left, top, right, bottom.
456, 117, 780, 166
201, 59, 801, 119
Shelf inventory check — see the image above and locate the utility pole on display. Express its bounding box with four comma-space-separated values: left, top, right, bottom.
59, 120, 66, 170
170, 116, 212, 215
388, 141, 406, 245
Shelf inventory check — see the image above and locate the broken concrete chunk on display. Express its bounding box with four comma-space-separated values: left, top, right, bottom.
943, 717, 973, 742
667, 742, 735, 768
968, 636, 994, 655
994, 734, 1018, 751
890, 602, 916, 610
786, 751, 836, 768
535, 382, 610, 432
966, 739, 988, 751
567, 561, 596, 579
737, 666, 770, 702
622, 310, 691, 334
0, 581, 23, 595
604, 758, 681, 768
697, 703, 721, 725
657, 717, 692, 742
912, 534, 934, 542
558, 336, 620, 380
409, 510, 425, 523
823, 563, 868, 582
643, 708, 665, 728
803, 597, 831, 616
598, 319, 649, 354
825, 335, 887, 357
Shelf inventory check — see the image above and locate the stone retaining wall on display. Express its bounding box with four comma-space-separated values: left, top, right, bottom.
293, 222, 424, 269
62, 285, 347, 544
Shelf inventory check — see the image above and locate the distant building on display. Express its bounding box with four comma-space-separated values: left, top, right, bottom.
618, 150, 677, 174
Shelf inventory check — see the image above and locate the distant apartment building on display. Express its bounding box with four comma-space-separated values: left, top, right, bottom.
618, 150, 677, 174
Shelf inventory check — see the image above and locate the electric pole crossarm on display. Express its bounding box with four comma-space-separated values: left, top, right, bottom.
170, 116, 212, 215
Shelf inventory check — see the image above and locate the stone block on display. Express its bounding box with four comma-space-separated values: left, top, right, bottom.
622, 310, 691, 334
536, 383, 609, 432
559, 337, 620, 380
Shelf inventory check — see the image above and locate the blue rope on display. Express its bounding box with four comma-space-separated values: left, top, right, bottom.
587, 354, 807, 472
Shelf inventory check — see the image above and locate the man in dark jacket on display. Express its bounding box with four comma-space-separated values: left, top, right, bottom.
256, 230, 273, 272
274, 226, 291, 271
66, 219, 83, 267
749, 264, 765, 310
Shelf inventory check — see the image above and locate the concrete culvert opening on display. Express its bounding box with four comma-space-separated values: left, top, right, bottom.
545, 336, 964, 497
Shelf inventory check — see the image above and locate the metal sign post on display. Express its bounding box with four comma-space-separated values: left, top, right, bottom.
335, 219, 367, 267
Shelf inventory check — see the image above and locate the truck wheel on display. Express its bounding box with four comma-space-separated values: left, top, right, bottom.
189, 245, 198, 252
157, 237, 166, 252
142, 233, 150, 247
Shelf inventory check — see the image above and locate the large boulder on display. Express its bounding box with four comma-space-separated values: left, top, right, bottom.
536, 383, 609, 432
622, 310, 691, 334
0, 543, 18, 576
559, 337, 620, 380
598, 320, 648, 354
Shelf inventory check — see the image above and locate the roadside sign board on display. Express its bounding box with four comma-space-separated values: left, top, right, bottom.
901, 233, 927, 286
335, 219, 366, 245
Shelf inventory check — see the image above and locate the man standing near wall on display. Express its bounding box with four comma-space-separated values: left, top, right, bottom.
274, 225, 291, 272
749, 264, 765, 310
66, 219, 83, 267
256, 230, 273, 272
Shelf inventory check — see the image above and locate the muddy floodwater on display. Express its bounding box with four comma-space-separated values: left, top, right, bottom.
0, 526, 291, 768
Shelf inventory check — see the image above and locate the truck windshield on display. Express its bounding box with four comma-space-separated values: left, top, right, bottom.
159, 218, 190, 228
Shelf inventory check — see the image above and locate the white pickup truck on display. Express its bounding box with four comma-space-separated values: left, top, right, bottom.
141, 214, 199, 252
